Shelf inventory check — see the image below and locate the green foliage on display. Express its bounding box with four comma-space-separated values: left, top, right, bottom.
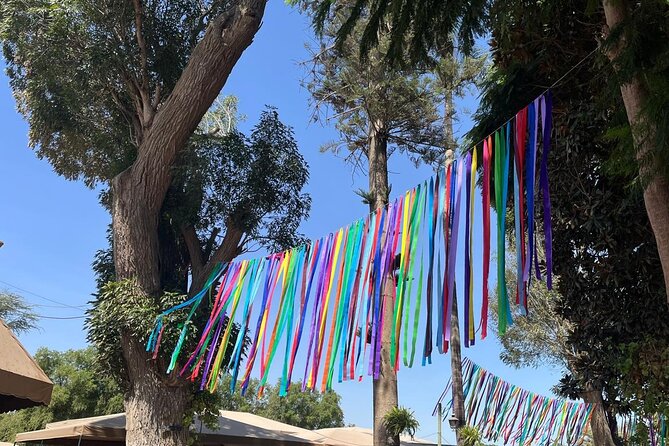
303, 1, 444, 169
490, 264, 571, 371
617, 339, 669, 417
472, 0, 669, 420
0, 291, 38, 333
458, 425, 485, 446
0, 0, 233, 186
382, 406, 419, 439
600, 0, 669, 185
0, 347, 123, 442
291, 0, 487, 65
173, 106, 311, 253
86, 279, 244, 390
86, 279, 165, 385
218, 376, 345, 430
92, 104, 311, 293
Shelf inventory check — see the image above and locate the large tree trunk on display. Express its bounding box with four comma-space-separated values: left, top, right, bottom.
368, 119, 400, 446
581, 386, 616, 446
122, 336, 192, 446
110, 1, 268, 445
602, 0, 669, 305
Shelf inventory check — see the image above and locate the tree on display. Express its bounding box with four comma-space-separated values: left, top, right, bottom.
302, 0, 669, 307
601, 0, 669, 305
218, 376, 345, 430
86, 104, 310, 441
0, 347, 124, 442
0, 1, 274, 444
0, 291, 38, 334
475, 2, 669, 444
299, 3, 444, 446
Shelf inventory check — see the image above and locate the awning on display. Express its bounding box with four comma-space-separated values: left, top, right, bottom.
16, 412, 331, 446
0, 320, 53, 413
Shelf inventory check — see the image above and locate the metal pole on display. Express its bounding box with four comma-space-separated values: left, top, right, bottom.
437, 402, 442, 446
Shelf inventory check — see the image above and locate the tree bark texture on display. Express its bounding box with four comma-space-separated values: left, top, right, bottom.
112, 0, 268, 295
110, 1, 268, 445
368, 119, 400, 446
122, 335, 192, 446
602, 0, 669, 305
581, 387, 616, 446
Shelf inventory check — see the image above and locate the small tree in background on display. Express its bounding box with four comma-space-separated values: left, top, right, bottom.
218, 376, 345, 430
457, 425, 485, 446
0, 292, 38, 334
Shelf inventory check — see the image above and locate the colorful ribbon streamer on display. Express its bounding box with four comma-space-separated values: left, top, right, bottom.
146, 91, 555, 395
435, 358, 594, 446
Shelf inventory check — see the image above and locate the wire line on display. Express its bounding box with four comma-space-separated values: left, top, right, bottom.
0, 279, 90, 310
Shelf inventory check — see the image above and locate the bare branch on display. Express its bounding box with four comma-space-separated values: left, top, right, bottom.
203, 227, 221, 262
132, 0, 154, 127
132, 0, 149, 92
181, 225, 204, 273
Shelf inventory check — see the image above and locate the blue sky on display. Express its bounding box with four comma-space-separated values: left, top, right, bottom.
0, 2, 563, 443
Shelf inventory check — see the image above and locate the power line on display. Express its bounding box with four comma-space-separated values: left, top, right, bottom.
36, 314, 87, 320
463, 45, 601, 154
0, 279, 90, 310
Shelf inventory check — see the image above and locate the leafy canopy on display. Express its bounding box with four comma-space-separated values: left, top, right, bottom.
474, 0, 669, 419
218, 375, 345, 430
0, 0, 234, 186
173, 105, 311, 255
0, 291, 38, 334
303, 0, 444, 170
291, 0, 488, 65
93, 103, 311, 293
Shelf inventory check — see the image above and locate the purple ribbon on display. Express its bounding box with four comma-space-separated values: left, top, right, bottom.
524, 101, 538, 286
464, 152, 472, 348
445, 159, 464, 348
540, 91, 553, 289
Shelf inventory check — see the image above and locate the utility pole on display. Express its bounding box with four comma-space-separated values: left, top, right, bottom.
437, 402, 442, 446
442, 41, 466, 443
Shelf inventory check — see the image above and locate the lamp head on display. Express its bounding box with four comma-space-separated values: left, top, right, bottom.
448, 414, 460, 430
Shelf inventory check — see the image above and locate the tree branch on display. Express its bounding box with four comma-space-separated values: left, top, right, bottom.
132, 0, 153, 128
181, 225, 204, 273
190, 221, 244, 295
203, 227, 221, 262
111, 0, 268, 292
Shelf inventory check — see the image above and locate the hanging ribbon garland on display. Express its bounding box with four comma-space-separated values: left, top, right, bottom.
436, 358, 594, 446
619, 414, 667, 446
147, 91, 555, 394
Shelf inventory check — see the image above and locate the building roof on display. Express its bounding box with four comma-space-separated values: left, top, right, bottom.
16, 411, 328, 446
15, 411, 441, 446
315, 427, 437, 446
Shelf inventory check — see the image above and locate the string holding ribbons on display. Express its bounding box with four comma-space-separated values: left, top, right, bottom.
147, 90, 555, 395
435, 358, 594, 446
